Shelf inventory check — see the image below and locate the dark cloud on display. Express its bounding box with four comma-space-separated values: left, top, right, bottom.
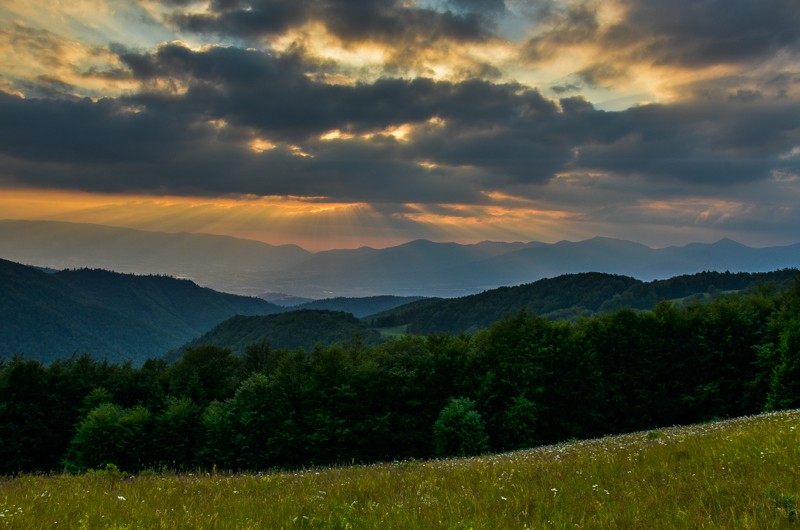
169, 0, 308, 38
2, 42, 799, 206
522, 4, 599, 62
575, 62, 628, 88
447, 0, 507, 14
574, 100, 800, 185
549, 81, 582, 95
115, 43, 557, 142
606, 0, 800, 68
728, 89, 763, 103
166, 0, 496, 53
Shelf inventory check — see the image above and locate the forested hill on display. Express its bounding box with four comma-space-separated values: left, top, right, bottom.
290, 295, 427, 317
172, 310, 383, 358
368, 269, 800, 335
4, 274, 800, 475
0, 259, 280, 364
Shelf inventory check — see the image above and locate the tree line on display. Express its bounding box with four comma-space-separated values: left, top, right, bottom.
2, 278, 799, 475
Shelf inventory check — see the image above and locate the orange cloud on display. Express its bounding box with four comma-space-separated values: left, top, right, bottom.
0, 21, 136, 98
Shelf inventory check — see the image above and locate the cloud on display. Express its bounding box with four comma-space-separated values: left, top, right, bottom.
516, 0, 800, 101
2, 0, 800, 247
573, 99, 800, 188
158, 0, 508, 76
3, 39, 798, 209
166, 0, 497, 47
609, 0, 800, 68
522, 3, 600, 62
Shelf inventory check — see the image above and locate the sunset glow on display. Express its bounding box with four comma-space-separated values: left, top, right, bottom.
0, 0, 798, 250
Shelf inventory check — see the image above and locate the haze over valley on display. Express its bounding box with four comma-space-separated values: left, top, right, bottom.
2, 220, 799, 299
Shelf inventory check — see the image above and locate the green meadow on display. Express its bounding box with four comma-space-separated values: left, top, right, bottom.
2, 409, 798, 529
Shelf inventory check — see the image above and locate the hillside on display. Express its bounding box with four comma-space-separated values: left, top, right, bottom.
174, 309, 384, 356
4, 281, 799, 477
369, 269, 799, 334
4, 409, 799, 528
0, 259, 280, 364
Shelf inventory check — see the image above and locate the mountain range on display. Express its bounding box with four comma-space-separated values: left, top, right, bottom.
0, 258, 279, 364
1, 220, 800, 298
171, 269, 799, 356
3, 250, 797, 364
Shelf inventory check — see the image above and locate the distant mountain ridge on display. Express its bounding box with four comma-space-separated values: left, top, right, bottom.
0, 220, 310, 297
1, 220, 799, 298
0, 258, 280, 364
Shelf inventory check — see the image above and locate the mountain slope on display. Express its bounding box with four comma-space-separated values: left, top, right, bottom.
174, 310, 383, 356
0, 259, 280, 364
369, 269, 799, 335
368, 272, 641, 334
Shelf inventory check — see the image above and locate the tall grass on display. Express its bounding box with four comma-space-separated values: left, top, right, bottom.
2, 410, 798, 529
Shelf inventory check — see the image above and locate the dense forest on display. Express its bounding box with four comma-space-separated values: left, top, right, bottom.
169, 310, 384, 359
2, 274, 799, 475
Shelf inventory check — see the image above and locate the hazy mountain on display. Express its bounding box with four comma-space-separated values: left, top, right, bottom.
0, 259, 280, 364
260, 292, 316, 307
286, 239, 541, 297
2, 220, 799, 298
458, 237, 800, 286
0, 220, 310, 297
286, 237, 800, 297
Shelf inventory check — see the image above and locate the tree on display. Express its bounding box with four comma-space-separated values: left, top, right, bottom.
0, 357, 59, 473
198, 400, 235, 470
433, 397, 489, 457
155, 396, 200, 470
64, 403, 126, 471
229, 373, 276, 469
502, 395, 539, 450
765, 318, 800, 411
165, 346, 243, 403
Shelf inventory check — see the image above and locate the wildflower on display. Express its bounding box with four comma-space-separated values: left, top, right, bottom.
117, 496, 126, 501
550, 487, 558, 496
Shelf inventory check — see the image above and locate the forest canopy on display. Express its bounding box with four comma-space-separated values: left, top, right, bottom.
2, 275, 800, 474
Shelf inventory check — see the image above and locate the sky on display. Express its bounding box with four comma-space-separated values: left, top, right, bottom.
1, 0, 799, 251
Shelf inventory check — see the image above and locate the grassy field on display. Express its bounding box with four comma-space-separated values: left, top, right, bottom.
1, 410, 798, 529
